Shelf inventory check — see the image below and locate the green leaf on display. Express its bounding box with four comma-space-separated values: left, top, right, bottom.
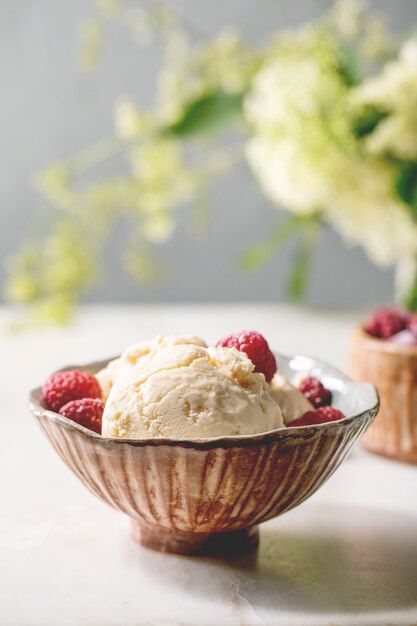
403, 280, 417, 312
166, 91, 243, 138
395, 162, 417, 219
336, 36, 362, 87
353, 106, 387, 138
401, 263, 417, 312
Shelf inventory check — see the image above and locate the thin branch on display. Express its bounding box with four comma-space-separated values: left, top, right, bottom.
66, 136, 125, 176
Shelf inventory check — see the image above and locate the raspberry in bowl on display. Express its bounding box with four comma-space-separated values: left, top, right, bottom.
216, 330, 277, 382
350, 307, 417, 464
30, 332, 378, 556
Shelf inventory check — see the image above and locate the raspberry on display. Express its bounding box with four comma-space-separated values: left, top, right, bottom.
315, 406, 345, 422
216, 330, 277, 382
59, 398, 104, 434
364, 307, 408, 340
43, 370, 102, 413
290, 406, 344, 427
407, 313, 417, 337
299, 376, 332, 408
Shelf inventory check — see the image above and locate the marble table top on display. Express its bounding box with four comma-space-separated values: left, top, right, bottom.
1, 304, 417, 626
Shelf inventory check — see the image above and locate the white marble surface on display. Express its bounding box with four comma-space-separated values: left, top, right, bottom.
1, 304, 417, 626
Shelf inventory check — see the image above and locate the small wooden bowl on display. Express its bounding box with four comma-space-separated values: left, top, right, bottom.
29, 354, 379, 556
350, 328, 417, 464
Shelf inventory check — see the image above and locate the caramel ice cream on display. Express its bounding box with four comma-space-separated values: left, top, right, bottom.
269, 373, 313, 425
96, 335, 207, 401
101, 343, 283, 439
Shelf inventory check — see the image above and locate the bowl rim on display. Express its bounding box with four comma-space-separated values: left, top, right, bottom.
28, 352, 380, 449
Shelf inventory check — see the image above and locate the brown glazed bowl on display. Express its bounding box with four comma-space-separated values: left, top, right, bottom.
350, 327, 417, 464
29, 353, 379, 556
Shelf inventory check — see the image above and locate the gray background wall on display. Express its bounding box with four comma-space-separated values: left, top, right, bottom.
2, 0, 416, 307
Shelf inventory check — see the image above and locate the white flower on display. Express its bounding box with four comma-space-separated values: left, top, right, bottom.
244, 55, 330, 214
142, 213, 175, 243
355, 40, 417, 159
245, 33, 417, 267
244, 33, 355, 215
325, 160, 417, 266
114, 97, 155, 140
400, 39, 417, 64
246, 138, 329, 214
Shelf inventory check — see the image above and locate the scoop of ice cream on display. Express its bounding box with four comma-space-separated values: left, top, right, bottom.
269, 373, 313, 425
96, 335, 207, 401
102, 343, 283, 439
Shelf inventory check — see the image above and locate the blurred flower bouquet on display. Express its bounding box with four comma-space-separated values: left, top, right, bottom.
6, 0, 417, 323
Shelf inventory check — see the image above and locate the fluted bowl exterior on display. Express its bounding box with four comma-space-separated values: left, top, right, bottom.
29, 354, 379, 535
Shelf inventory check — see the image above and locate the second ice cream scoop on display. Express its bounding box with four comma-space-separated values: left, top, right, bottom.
269, 373, 313, 425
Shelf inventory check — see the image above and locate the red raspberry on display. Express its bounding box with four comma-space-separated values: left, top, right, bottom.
407, 313, 417, 337
43, 370, 102, 413
315, 406, 345, 422
216, 330, 277, 382
59, 398, 104, 434
364, 307, 408, 339
290, 406, 344, 427
299, 376, 332, 408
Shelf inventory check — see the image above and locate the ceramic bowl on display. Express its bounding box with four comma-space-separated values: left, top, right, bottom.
29, 353, 379, 556
350, 327, 417, 464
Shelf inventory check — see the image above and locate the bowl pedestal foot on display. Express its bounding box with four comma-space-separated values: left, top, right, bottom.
130, 519, 259, 556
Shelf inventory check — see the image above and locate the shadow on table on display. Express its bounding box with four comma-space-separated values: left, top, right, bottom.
131, 504, 417, 617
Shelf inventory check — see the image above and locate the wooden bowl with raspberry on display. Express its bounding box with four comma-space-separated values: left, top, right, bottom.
350, 307, 417, 464
29, 339, 378, 556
